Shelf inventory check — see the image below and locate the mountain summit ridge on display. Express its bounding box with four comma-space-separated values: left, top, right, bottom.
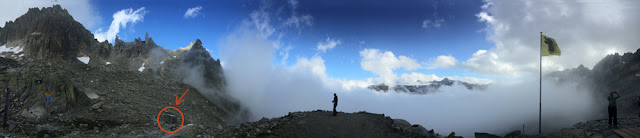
0, 5, 107, 60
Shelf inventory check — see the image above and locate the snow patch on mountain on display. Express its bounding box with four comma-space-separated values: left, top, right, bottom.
0, 45, 24, 58
77, 57, 90, 64
138, 63, 145, 72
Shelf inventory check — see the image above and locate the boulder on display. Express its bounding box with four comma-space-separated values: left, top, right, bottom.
20, 105, 46, 119
475, 132, 501, 138
392, 119, 411, 129
162, 124, 199, 138
503, 130, 521, 138
91, 102, 103, 110
410, 124, 433, 137
259, 117, 269, 122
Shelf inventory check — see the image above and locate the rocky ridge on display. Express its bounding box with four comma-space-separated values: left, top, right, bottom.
0, 5, 246, 137
213, 110, 457, 138
475, 117, 640, 138
545, 48, 640, 116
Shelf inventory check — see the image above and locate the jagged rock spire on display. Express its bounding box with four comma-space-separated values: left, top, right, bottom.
192, 39, 204, 50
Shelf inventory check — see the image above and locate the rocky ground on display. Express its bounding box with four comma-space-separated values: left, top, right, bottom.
0, 5, 247, 137
213, 110, 453, 138
0, 59, 237, 137
474, 116, 640, 138
212, 110, 640, 138
570, 117, 640, 138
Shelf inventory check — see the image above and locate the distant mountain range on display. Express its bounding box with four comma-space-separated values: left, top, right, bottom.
367, 78, 489, 94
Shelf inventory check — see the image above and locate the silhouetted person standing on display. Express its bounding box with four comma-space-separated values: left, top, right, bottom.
607, 92, 620, 128
637, 96, 640, 117
332, 93, 338, 116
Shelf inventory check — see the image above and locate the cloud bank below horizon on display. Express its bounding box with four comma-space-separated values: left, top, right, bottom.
219, 20, 602, 137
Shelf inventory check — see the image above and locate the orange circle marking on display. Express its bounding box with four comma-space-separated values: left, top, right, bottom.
157, 106, 184, 133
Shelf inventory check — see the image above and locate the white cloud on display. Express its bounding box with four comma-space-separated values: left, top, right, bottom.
287, 0, 299, 9
184, 6, 203, 18
94, 7, 148, 43
467, 0, 640, 77
283, 14, 313, 30
291, 56, 327, 77
398, 72, 442, 84
360, 49, 421, 86
422, 18, 445, 29
316, 37, 341, 53
219, 1, 609, 137
475, 12, 494, 23
445, 76, 493, 85
283, 0, 313, 31
338, 78, 376, 91
248, 0, 312, 39
249, 9, 276, 38
396, 72, 493, 85
220, 26, 340, 122
220, 25, 591, 137
427, 55, 457, 69
422, 0, 448, 29
0, 0, 101, 29
279, 45, 293, 64
462, 49, 517, 76
245, 0, 315, 66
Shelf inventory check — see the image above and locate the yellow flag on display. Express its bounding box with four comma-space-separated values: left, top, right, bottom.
541, 34, 561, 56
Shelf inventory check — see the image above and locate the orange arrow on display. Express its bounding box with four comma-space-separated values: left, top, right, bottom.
175, 88, 189, 105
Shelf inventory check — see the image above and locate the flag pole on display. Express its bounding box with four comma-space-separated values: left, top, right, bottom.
539, 32, 542, 134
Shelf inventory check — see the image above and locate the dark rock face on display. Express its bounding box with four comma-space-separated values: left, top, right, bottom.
0, 5, 109, 60
545, 48, 640, 116
0, 57, 20, 71
180, 39, 225, 89
112, 34, 160, 58
474, 132, 502, 138
367, 78, 489, 94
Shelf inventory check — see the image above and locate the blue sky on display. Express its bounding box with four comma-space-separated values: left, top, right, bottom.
286, 0, 492, 79
84, 0, 495, 82
3, 0, 637, 85
91, 0, 248, 52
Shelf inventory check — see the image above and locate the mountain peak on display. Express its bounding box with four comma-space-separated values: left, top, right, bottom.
441, 78, 451, 82
45, 4, 68, 13
24, 5, 70, 19
0, 4, 96, 60
193, 39, 204, 50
